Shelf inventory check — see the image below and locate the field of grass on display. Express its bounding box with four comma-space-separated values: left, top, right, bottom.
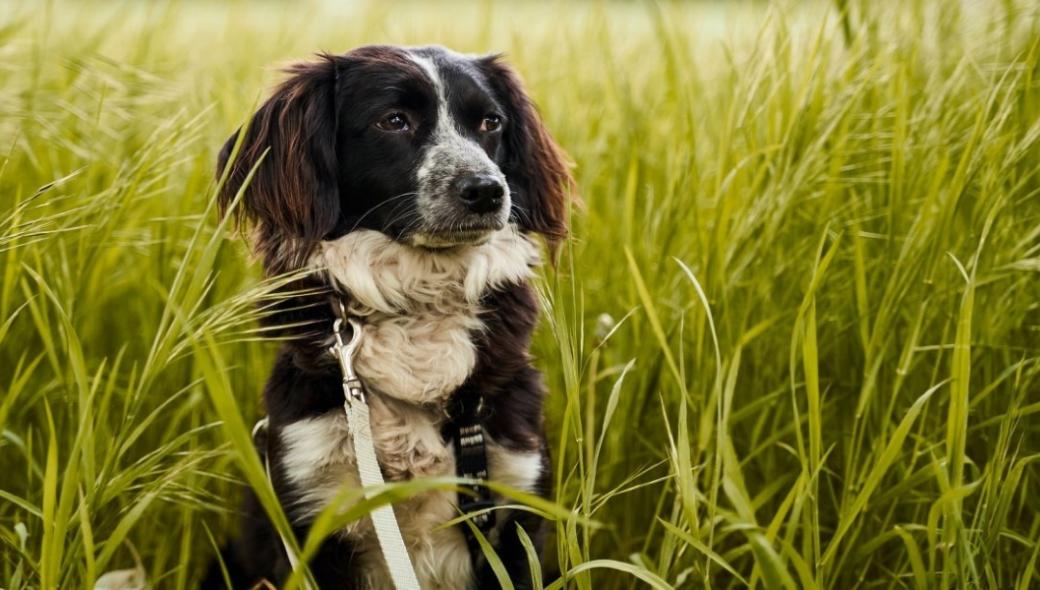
2, 0, 1040, 588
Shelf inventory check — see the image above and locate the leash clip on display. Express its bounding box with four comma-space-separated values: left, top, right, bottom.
330, 302, 365, 403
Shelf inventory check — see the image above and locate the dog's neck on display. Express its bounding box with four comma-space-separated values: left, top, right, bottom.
309, 227, 540, 405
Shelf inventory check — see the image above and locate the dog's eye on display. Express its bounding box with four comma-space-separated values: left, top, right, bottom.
479, 114, 502, 133
377, 112, 411, 132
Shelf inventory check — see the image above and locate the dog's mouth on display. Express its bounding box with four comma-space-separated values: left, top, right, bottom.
407, 227, 496, 249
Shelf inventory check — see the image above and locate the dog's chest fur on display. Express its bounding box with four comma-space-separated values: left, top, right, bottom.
277, 228, 543, 589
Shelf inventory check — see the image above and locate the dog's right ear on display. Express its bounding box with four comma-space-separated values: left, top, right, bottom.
479, 55, 575, 256
216, 54, 341, 260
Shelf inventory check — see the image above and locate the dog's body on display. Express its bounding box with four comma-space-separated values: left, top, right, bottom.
204, 45, 572, 589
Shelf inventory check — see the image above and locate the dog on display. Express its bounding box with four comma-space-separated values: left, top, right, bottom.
202, 45, 574, 589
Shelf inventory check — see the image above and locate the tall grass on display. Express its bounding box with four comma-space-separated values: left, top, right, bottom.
2, 1, 1040, 588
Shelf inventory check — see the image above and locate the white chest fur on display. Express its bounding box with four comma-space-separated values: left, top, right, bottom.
317, 227, 539, 404
279, 228, 544, 589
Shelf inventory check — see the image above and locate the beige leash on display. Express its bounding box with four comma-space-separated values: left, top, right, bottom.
254, 308, 421, 589
330, 313, 421, 590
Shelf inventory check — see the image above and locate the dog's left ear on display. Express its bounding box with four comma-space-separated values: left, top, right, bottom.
481, 56, 576, 253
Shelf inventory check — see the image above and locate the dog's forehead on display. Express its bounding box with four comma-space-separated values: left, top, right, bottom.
404, 46, 495, 100
337, 45, 495, 106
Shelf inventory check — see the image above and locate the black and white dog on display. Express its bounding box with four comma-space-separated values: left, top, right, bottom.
204, 45, 573, 589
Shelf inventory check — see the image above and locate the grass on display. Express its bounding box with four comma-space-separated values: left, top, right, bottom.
2, 0, 1040, 588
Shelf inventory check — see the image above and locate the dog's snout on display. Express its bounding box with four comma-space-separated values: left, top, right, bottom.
455, 174, 505, 214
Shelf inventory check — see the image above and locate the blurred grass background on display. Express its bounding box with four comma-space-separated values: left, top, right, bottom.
2, 0, 1040, 588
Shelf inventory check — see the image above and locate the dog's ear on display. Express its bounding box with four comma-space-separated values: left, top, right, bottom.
217, 54, 341, 266
481, 55, 575, 253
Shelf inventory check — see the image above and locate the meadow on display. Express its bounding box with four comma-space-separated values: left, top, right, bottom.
2, 1, 1040, 588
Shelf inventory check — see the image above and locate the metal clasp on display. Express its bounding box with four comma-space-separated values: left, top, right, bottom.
330, 301, 365, 403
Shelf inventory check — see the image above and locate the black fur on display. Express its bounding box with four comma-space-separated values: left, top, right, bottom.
204, 45, 573, 589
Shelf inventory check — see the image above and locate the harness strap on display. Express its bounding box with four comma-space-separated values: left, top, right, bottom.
252, 417, 315, 590
444, 392, 496, 563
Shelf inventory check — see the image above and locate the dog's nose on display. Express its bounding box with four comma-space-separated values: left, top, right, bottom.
455, 174, 505, 214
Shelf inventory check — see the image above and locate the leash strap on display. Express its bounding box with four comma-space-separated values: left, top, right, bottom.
330, 313, 422, 590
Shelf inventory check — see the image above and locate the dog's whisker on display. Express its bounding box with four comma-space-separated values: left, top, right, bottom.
348, 191, 419, 233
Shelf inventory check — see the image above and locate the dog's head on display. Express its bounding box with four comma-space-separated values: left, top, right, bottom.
217, 45, 573, 273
